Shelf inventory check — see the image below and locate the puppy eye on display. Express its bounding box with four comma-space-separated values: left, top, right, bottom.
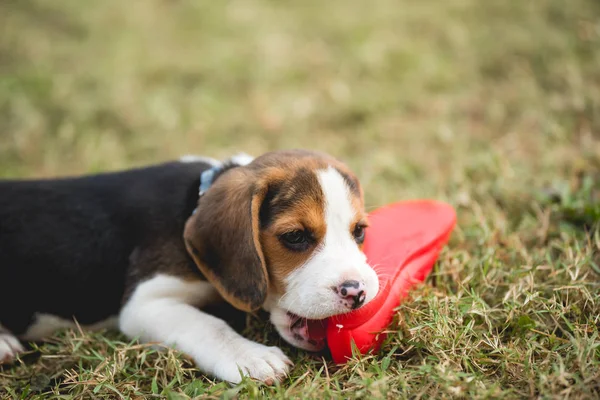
280, 230, 310, 251
353, 225, 366, 244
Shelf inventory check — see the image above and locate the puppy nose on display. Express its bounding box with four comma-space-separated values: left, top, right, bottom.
337, 280, 366, 309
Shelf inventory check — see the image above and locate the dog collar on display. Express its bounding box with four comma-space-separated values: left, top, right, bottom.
199, 166, 221, 197
192, 165, 222, 215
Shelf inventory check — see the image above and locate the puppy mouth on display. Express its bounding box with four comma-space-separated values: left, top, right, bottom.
286, 312, 328, 350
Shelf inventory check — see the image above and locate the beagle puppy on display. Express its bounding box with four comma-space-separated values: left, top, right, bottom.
0, 150, 379, 384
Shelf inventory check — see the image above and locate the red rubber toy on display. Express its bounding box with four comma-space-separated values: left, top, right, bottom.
325, 200, 456, 363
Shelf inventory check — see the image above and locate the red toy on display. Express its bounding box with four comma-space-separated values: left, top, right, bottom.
323, 200, 456, 363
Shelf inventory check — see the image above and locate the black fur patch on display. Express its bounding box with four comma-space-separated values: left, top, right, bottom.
260, 168, 324, 228
335, 168, 360, 196
0, 160, 214, 334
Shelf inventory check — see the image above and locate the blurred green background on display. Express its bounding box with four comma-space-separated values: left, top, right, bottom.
1, 0, 599, 398
2, 0, 598, 208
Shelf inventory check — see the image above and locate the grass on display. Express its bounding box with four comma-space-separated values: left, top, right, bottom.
1, 0, 599, 398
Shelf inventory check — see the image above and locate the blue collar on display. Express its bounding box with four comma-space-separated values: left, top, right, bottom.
192, 165, 222, 215
199, 165, 221, 197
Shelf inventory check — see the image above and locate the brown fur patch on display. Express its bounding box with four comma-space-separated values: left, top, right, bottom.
260, 179, 327, 293
184, 167, 269, 312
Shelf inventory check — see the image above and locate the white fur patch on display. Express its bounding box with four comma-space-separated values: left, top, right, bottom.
179, 155, 222, 166
275, 167, 379, 320
228, 153, 254, 166
119, 274, 291, 384
180, 153, 254, 168
20, 314, 119, 341
0, 326, 24, 363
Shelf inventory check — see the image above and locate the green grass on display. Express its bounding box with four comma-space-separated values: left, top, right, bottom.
1, 0, 599, 398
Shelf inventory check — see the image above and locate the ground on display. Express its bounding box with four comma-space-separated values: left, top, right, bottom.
1, 0, 599, 398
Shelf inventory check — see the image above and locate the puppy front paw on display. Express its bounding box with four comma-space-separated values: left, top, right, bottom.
0, 333, 24, 364
213, 342, 293, 385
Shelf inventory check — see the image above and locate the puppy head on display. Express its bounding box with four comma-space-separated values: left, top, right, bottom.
184, 150, 379, 350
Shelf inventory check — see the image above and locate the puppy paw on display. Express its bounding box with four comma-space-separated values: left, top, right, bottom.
213, 342, 292, 385
0, 333, 24, 364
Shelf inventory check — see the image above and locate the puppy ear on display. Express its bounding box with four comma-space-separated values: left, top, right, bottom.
183, 167, 270, 312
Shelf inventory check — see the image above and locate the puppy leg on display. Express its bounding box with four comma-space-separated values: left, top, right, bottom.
119, 275, 292, 384
0, 327, 24, 364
